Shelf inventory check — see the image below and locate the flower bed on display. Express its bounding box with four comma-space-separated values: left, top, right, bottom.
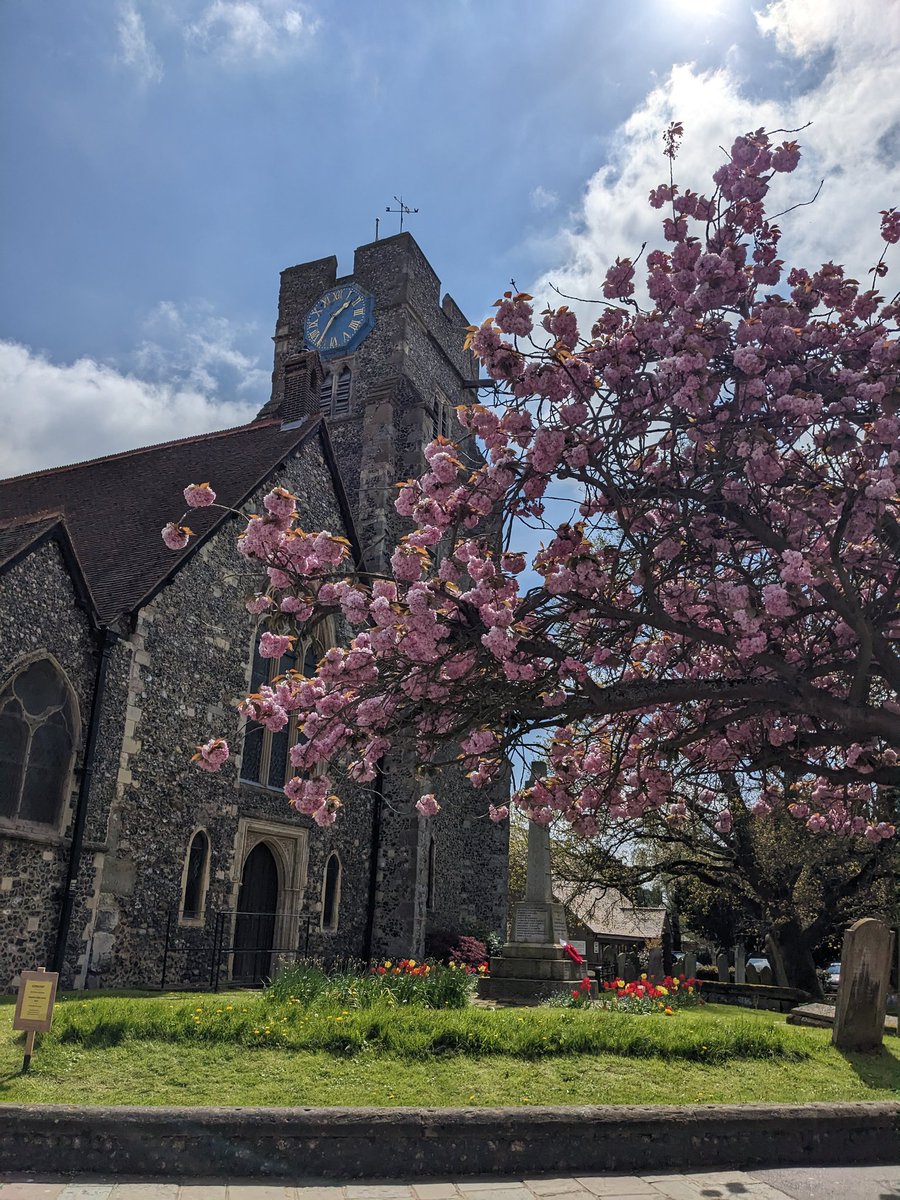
266, 958, 486, 1010
599, 975, 701, 1015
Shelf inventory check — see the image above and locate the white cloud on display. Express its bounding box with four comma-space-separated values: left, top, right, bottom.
134, 300, 270, 400
186, 0, 320, 64
0, 340, 260, 478
530, 185, 559, 213
530, 0, 900, 317
116, 3, 164, 85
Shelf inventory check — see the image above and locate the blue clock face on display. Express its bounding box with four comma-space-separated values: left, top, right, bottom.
304, 285, 375, 359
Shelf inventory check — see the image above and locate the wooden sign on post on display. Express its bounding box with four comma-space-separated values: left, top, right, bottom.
12, 966, 59, 1072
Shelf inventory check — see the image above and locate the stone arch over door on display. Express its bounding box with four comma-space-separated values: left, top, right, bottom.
229, 819, 308, 983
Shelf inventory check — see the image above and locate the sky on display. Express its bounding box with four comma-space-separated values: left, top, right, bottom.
1, 0, 898, 477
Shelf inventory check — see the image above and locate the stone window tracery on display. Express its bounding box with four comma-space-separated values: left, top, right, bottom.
321, 852, 341, 932
0, 658, 78, 828
240, 638, 321, 790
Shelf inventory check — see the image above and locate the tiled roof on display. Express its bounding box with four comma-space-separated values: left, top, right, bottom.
554, 880, 668, 941
0, 513, 65, 569
0, 417, 322, 625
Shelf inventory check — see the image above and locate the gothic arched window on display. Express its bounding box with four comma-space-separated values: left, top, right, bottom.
0, 659, 78, 828
241, 638, 323, 790
321, 852, 341, 932
181, 829, 210, 922
426, 835, 437, 911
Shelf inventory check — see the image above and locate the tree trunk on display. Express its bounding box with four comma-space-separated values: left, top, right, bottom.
770, 920, 823, 997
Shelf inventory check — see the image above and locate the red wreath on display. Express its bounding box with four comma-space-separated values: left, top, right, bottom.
562, 941, 584, 966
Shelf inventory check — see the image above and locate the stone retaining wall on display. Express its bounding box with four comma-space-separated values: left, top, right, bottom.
696, 980, 808, 1012
0, 1102, 896, 1179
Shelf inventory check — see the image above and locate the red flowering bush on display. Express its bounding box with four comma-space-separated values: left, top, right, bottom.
450, 936, 489, 966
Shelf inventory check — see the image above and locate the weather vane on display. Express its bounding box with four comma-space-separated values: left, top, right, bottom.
385, 195, 419, 234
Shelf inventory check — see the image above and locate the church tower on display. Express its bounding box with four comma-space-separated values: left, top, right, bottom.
260, 232, 476, 572
259, 234, 508, 957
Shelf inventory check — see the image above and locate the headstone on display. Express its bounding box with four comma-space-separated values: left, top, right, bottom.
647, 947, 664, 981
716, 952, 730, 983
745, 962, 761, 986
832, 918, 895, 1052
759, 964, 773, 986
682, 951, 697, 979
623, 953, 639, 983
765, 934, 790, 988
734, 943, 746, 985
616, 952, 628, 981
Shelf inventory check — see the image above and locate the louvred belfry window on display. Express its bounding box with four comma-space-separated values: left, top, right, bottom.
319, 374, 334, 414
0, 659, 78, 827
319, 368, 352, 418
333, 368, 352, 416
241, 640, 321, 790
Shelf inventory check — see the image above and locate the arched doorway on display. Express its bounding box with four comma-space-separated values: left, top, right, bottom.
232, 842, 279, 984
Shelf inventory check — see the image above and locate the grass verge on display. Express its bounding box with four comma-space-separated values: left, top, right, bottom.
47, 992, 808, 1063
0, 992, 897, 1108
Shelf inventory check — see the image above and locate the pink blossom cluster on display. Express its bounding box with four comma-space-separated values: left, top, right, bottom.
164, 126, 898, 844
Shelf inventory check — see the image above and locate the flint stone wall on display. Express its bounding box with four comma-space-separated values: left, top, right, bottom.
0, 1102, 897, 1178
89, 437, 377, 988
0, 539, 105, 990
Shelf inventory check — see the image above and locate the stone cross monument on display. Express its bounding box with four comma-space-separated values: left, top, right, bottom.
511, 819, 570, 945
480, 820, 597, 1005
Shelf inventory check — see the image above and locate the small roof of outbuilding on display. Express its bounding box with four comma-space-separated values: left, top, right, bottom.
554, 880, 669, 942
0, 415, 350, 626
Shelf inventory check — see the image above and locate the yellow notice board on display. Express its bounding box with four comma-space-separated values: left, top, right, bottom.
13, 968, 59, 1033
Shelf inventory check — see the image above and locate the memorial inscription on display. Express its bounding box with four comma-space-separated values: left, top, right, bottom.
514, 904, 549, 944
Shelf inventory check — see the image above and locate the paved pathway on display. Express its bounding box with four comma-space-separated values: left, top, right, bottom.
1, 1169, 899, 1200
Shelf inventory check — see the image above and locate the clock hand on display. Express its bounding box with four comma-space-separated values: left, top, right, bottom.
320, 297, 352, 340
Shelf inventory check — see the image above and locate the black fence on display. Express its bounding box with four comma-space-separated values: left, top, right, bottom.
159, 908, 362, 991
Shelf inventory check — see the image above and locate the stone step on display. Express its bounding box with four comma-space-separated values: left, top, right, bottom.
478, 976, 597, 1003
489, 957, 586, 981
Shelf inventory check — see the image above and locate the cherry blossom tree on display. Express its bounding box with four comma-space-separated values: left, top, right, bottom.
171, 125, 900, 845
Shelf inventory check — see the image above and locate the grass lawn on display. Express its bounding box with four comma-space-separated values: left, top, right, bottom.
1, 991, 897, 1108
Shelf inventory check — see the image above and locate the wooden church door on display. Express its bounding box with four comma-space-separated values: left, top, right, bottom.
232, 842, 279, 984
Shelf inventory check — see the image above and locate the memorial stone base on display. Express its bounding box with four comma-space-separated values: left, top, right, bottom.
479, 943, 598, 1005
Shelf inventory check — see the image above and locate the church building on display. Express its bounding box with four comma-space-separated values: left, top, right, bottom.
0, 233, 509, 991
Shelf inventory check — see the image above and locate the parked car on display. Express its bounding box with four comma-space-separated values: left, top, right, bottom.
823, 962, 841, 992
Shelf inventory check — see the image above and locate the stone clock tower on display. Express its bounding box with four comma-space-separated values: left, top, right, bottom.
259, 232, 478, 572
258, 233, 509, 957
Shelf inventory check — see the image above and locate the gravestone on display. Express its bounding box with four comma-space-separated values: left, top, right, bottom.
765, 934, 789, 988
647, 947, 664, 981
759, 964, 774, 986
832, 918, 895, 1052
480, 820, 597, 1005
616, 952, 627, 981
716, 952, 730, 983
745, 962, 761, 986
734, 943, 746, 985
624, 953, 639, 983
682, 951, 697, 979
